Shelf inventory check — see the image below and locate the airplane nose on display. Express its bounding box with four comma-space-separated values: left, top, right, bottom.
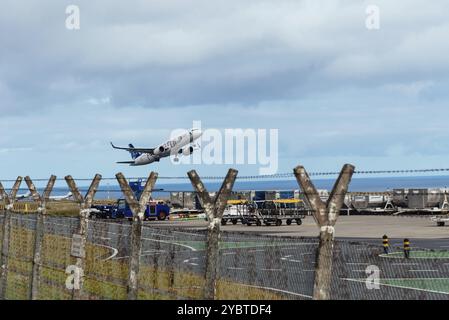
193, 130, 203, 139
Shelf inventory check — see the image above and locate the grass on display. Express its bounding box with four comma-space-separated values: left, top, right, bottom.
1, 223, 287, 300
380, 250, 449, 259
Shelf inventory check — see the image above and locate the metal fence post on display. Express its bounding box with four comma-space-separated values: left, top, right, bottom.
187, 169, 238, 300
25, 175, 56, 300
65, 174, 102, 300
294, 164, 355, 300
116, 172, 158, 300
0, 177, 22, 300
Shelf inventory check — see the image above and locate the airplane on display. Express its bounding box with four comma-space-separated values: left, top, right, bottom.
16, 191, 31, 200
111, 128, 202, 166
49, 192, 73, 201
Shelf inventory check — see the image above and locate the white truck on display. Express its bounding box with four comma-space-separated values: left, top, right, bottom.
431, 215, 449, 227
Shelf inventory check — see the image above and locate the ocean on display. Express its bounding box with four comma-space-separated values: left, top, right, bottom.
17, 175, 449, 199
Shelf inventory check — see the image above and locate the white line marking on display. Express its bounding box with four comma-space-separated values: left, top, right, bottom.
94, 236, 111, 241
96, 244, 119, 261
142, 237, 197, 251
260, 268, 282, 272
341, 278, 449, 296
222, 252, 236, 256
236, 283, 313, 299
281, 257, 303, 263
346, 263, 370, 265
409, 270, 439, 272
392, 263, 419, 266
228, 267, 245, 270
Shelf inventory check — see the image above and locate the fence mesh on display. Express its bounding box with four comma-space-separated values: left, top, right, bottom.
0, 210, 449, 300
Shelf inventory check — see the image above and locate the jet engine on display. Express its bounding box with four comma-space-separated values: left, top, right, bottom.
182, 146, 194, 156
153, 145, 165, 155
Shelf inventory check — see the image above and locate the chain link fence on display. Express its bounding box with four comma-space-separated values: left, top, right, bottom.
1, 209, 448, 300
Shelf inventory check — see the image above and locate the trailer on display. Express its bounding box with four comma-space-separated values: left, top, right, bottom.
253, 199, 307, 226
221, 200, 258, 225
221, 199, 307, 227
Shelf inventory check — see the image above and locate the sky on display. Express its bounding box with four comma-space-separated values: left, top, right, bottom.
1, 0, 449, 186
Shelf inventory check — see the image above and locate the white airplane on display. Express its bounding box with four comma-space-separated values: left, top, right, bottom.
111, 128, 202, 166
49, 192, 73, 201
16, 191, 31, 200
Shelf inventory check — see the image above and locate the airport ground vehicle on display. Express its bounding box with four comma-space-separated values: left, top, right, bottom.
221, 199, 307, 226
91, 199, 170, 221
431, 215, 449, 227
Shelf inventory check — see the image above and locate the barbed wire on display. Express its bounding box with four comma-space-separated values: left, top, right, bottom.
0, 167, 448, 183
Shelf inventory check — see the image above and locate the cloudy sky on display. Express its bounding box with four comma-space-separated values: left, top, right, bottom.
1, 0, 449, 185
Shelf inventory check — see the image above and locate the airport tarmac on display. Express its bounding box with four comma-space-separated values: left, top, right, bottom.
151, 215, 449, 240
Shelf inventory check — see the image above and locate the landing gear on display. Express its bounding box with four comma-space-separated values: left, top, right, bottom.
296, 219, 302, 226
286, 219, 292, 226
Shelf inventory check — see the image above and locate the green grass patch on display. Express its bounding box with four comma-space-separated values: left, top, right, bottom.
381, 250, 449, 259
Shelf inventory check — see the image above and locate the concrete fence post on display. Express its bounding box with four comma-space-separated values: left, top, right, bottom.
294, 164, 355, 300
25, 175, 56, 300
65, 174, 102, 300
187, 169, 238, 300
0, 177, 22, 300
116, 171, 158, 300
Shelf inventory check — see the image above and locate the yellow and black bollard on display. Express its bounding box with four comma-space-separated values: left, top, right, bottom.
403, 238, 411, 259
382, 235, 390, 254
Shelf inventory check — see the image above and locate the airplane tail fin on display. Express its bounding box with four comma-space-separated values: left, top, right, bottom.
128, 144, 142, 160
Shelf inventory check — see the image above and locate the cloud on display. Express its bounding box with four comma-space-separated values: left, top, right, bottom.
0, 0, 449, 179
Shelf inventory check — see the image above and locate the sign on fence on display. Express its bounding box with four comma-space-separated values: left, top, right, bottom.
71, 234, 85, 258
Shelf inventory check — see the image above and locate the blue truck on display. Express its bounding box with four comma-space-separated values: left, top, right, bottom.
90, 179, 170, 220
91, 199, 170, 221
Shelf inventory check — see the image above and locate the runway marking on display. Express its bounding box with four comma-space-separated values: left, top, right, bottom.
222, 252, 236, 256
342, 277, 449, 295
228, 267, 245, 270
94, 236, 112, 241
235, 283, 313, 299
281, 256, 303, 263
392, 263, 419, 266
409, 270, 439, 272
346, 263, 370, 265
260, 268, 282, 272
142, 237, 198, 251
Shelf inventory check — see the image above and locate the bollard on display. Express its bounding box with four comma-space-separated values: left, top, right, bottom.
187, 169, 238, 300
116, 172, 158, 300
65, 174, 102, 300
382, 235, 390, 254
294, 164, 355, 300
404, 239, 411, 259
25, 175, 56, 300
0, 177, 22, 300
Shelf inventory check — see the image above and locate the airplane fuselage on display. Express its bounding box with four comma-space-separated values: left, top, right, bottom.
130, 129, 201, 166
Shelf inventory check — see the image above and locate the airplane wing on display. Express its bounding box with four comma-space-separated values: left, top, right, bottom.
110, 142, 155, 154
